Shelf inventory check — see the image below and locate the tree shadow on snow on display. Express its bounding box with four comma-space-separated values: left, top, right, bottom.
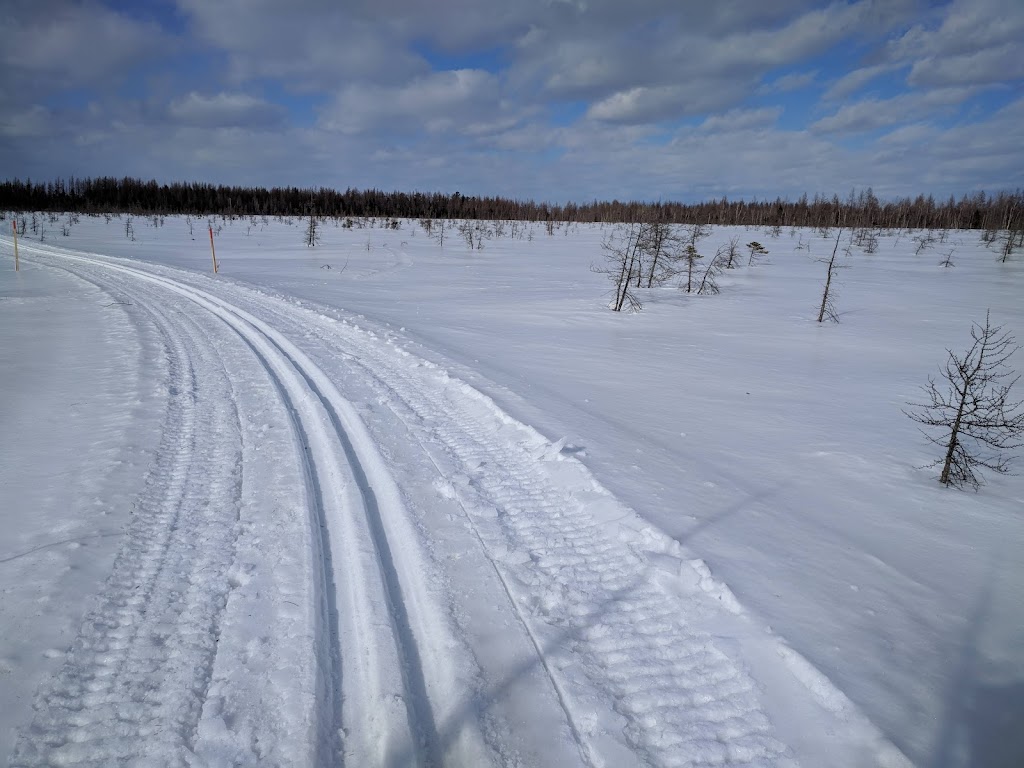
387, 575, 650, 767
962, 680, 1024, 768
930, 545, 1024, 768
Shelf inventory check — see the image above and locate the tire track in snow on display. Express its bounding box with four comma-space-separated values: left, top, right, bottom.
193, 286, 905, 767
224, 297, 443, 767
10, 263, 245, 766
228, 327, 344, 767
14, 242, 493, 767
289, 308, 910, 768
8, 240, 911, 767
311, 324, 792, 768
93, 257, 789, 765
35, 244, 785, 766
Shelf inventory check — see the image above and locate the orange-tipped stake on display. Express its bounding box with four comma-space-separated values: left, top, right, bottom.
209, 225, 219, 274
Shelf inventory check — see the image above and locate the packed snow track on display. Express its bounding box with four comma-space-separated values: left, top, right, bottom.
5, 240, 910, 768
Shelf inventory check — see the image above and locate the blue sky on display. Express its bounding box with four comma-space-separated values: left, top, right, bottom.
2, 0, 1022, 203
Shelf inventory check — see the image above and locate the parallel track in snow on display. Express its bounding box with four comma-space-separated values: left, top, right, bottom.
7, 238, 910, 768
9, 258, 252, 765
10, 243, 493, 767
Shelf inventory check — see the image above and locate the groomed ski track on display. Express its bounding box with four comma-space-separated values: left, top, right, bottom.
5, 240, 910, 768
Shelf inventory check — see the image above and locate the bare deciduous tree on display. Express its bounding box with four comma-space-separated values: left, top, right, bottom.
305, 212, 320, 247
684, 223, 710, 250
905, 312, 1024, 488
594, 224, 644, 312
853, 227, 879, 253
913, 231, 936, 255
697, 249, 726, 295
816, 231, 843, 323
458, 220, 490, 250
995, 222, 1023, 263
721, 236, 741, 268
640, 222, 681, 287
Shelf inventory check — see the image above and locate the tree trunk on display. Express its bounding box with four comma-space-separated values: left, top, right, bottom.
940, 385, 969, 485
817, 232, 841, 322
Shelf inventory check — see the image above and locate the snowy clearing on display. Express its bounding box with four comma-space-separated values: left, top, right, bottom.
2, 214, 1022, 767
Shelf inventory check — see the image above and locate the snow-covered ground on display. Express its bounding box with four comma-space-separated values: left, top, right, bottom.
1, 214, 1022, 767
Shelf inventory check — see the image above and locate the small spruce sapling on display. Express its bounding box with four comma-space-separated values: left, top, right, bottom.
746, 241, 768, 266
682, 244, 702, 293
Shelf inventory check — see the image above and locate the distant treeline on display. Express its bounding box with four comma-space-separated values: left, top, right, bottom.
1, 176, 1021, 231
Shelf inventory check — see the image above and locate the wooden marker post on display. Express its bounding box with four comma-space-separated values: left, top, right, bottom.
208, 225, 219, 274
12, 220, 19, 271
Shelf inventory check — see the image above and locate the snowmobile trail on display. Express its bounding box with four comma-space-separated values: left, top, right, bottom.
7, 239, 911, 767
11, 244, 494, 767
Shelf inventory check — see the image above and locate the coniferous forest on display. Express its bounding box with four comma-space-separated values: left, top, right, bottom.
0, 176, 1021, 231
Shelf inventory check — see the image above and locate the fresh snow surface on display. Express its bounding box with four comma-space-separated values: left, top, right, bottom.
1, 214, 1022, 768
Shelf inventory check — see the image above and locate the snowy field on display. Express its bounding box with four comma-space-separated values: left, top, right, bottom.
1, 213, 1022, 767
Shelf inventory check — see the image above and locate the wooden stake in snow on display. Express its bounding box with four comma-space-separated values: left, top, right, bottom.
208, 225, 219, 274
12, 220, 19, 271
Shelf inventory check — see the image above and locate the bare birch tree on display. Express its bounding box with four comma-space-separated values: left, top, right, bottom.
721, 237, 741, 269
595, 224, 643, 312
640, 223, 681, 287
697, 248, 726, 295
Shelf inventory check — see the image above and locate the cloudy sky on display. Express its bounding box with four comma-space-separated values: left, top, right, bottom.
2, 0, 1022, 202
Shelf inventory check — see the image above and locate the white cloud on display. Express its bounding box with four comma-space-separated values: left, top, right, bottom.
811, 88, 976, 135
587, 83, 752, 124
168, 92, 285, 129
3, 93, 1022, 203
176, 0, 426, 87
761, 71, 817, 94
888, 0, 1024, 63
908, 44, 1024, 88
318, 70, 506, 135
0, 0, 1021, 204
823, 65, 892, 101
0, 106, 55, 138
2, 1, 172, 92
528, 0, 915, 122
700, 107, 782, 133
